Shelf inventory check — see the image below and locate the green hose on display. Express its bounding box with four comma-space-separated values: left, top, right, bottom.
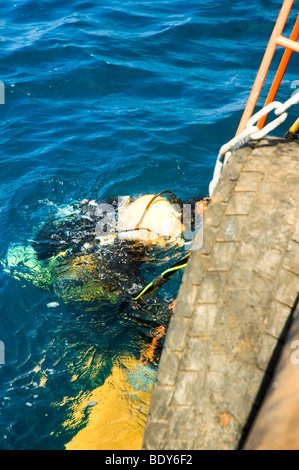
133, 252, 191, 300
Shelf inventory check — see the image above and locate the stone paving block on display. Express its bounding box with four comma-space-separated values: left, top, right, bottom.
204, 201, 227, 227
282, 240, 299, 276
238, 239, 286, 277
292, 217, 299, 243
223, 362, 258, 421
275, 196, 298, 226
218, 288, 266, 345
223, 162, 245, 181
184, 251, 206, 286
167, 406, 200, 441
165, 317, 190, 352
244, 213, 292, 252
163, 440, 191, 450
175, 282, 199, 318
142, 421, 168, 450
242, 156, 271, 172
254, 248, 284, 279
274, 268, 299, 308
277, 141, 299, 155
196, 271, 226, 303
251, 140, 279, 156
207, 241, 237, 271
204, 370, 226, 406
172, 371, 205, 406
284, 177, 299, 201
257, 333, 280, 371
225, 191, 255, 215
201, 223, 217, 255
253, 181, 280, 209
234, 171, 264, 192
229, 262, 254, 288
229, 145, 253, 162
156, 348, 180, 386
238, 240, 262, 270
211, 177, 236, 203
215, 317, 261, 364
264, 156, 298, 182
250, 147, 267, 157
248, 271, 276, 310
247, 200, 278, 227
247, 367, 270, 407
191, 303, 218, 337
265, 300, 292, 339
290, 150, 299, 161
201, 410, 241, 450
181, 337, 207, 371
216, 215, 247, 241
146, 385, 174, 420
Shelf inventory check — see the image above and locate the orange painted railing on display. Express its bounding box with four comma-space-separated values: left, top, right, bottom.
236, 0, 299, 136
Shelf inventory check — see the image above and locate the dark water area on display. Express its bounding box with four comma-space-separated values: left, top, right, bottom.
0, 0, 298, 449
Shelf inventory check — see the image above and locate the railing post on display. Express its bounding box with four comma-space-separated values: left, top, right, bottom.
236, 0, 295, 136
257, 14, 299, 130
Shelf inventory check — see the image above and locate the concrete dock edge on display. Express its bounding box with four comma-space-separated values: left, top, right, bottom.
142, 137, 299, 450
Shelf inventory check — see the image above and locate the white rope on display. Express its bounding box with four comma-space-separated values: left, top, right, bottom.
209, 90, 299, 197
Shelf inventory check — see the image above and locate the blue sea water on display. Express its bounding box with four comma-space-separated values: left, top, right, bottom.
0, 0, 298, 450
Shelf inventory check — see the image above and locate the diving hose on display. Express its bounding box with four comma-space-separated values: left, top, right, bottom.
135, 190, 185, 229
132, 252, 191, 300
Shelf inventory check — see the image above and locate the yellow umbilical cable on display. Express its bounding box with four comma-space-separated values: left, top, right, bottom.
285, 117, 299, 139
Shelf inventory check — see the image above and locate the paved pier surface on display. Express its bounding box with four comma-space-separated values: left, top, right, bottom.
142, 137, 299, 450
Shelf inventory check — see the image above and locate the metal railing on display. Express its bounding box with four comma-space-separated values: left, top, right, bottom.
236, 0, 299, 135
209, 1, 299, 197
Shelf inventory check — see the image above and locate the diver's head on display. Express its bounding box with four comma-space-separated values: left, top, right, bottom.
117, 194, 185, 246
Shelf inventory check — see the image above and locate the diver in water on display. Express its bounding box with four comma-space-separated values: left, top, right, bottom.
3, 191, 207, 307
3, 191, 207, 375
